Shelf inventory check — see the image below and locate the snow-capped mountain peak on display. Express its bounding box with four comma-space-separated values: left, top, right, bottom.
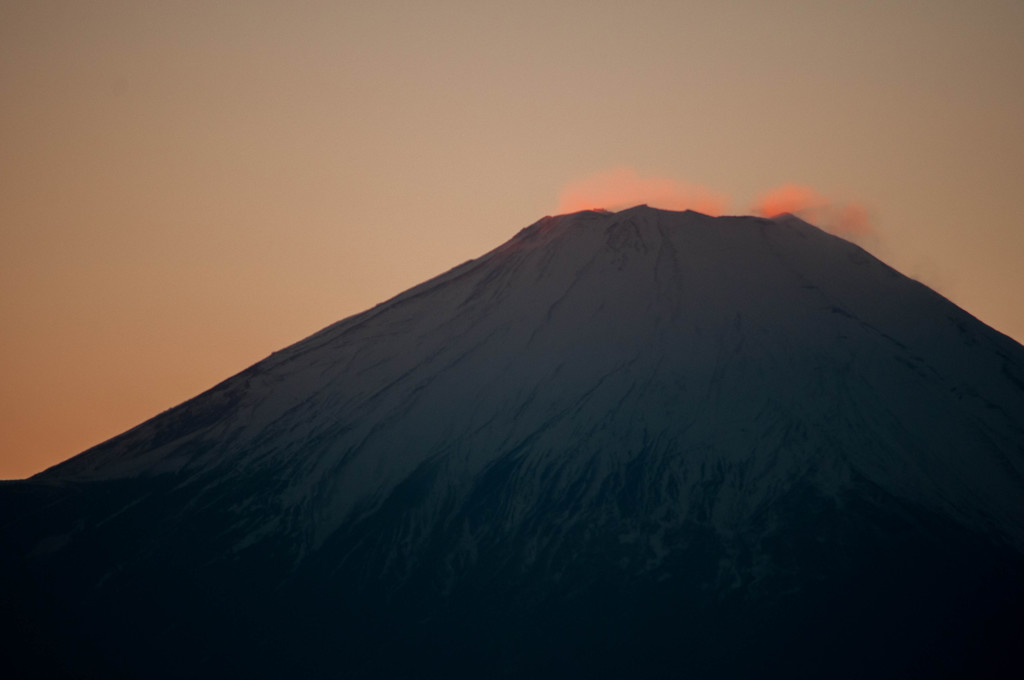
5, 206, 1023, 678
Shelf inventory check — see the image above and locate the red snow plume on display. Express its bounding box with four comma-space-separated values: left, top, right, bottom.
753, 183, 874, 237
558, 168, 730, 216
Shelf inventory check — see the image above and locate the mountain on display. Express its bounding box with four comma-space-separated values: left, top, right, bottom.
3, 206, 1024, 678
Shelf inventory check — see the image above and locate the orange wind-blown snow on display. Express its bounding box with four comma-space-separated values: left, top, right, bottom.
752, 183, 874, 238
557, 168, 730, 216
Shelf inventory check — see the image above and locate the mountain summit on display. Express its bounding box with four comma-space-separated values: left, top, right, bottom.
4, 206, 1024, 678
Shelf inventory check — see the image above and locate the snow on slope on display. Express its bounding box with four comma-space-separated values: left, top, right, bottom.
39, 206, 1024, 559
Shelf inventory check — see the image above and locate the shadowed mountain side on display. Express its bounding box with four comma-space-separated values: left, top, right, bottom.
3, 207, 1024, 678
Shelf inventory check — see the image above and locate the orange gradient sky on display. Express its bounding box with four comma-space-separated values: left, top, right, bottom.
3, 1, 1024, 478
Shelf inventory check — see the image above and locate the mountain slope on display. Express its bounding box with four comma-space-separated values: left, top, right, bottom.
4, 206, 1024, 678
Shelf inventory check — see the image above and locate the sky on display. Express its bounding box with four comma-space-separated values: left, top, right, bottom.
2, 0, 1023, 479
